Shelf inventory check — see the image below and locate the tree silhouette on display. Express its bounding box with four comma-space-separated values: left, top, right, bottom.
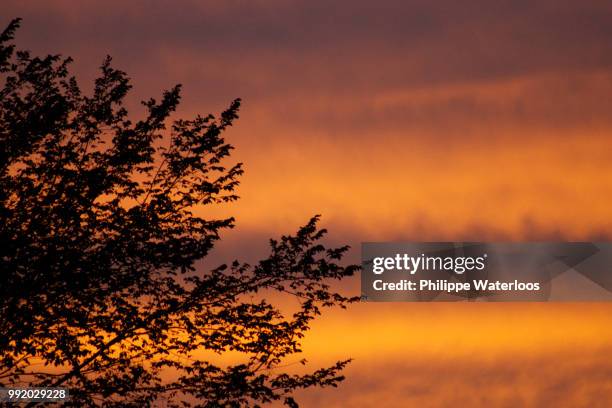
0, 19, 358, 407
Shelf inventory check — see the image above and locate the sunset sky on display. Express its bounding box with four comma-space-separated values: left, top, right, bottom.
3, 1, 612, 406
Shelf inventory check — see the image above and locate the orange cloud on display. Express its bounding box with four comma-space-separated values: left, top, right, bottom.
3, 3, 612, 406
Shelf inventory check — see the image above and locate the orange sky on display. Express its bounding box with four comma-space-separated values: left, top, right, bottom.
3, 1, 612, 405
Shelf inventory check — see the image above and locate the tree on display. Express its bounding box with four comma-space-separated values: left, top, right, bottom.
0, 19, 358, 407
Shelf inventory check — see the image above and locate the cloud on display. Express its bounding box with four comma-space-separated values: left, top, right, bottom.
4, 1, 612, 241
5, 0, 612, 95
3, 5, 612, 407
291, 350, 612, 407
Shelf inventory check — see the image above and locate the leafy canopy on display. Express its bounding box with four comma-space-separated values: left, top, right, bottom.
0, 18, 358, 407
